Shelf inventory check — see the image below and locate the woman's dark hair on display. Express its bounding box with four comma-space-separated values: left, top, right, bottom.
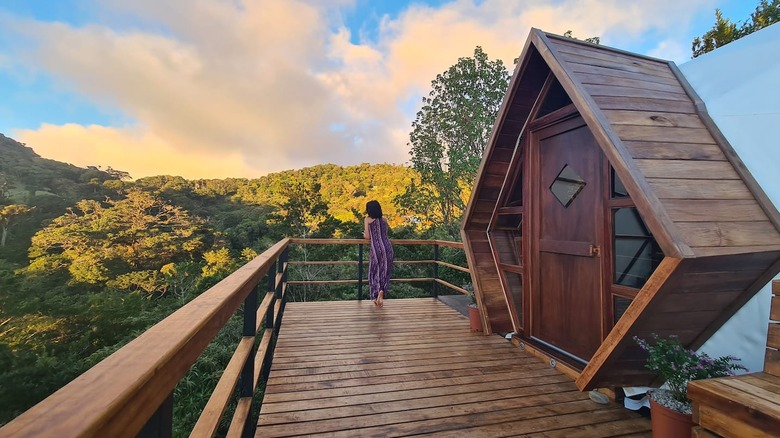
365, 200, 383, 219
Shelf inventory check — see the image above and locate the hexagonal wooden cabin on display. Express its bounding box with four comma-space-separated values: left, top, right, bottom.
461, 28, 780, 391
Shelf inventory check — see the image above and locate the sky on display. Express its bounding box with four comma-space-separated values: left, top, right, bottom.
0, 0, 757, 180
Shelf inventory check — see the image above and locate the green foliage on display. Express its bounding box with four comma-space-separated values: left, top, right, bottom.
27, 190, 210, 292
0, 133, 465, 430
562, 30, 601, 45
692, 0, 780, 57
634, 335, 747, 404
401, 46, 510, 226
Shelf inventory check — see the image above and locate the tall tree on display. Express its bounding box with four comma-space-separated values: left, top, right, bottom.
692, 0, 780, 57
0, 204, 31, 247
400, 46, 510, 226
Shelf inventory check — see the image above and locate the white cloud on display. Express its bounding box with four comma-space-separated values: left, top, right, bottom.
2, 0, 719, 178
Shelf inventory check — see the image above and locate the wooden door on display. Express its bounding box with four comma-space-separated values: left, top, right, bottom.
530, 115, 604, 362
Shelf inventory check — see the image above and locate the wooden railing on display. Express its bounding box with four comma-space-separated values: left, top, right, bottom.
1, 238, 469, 438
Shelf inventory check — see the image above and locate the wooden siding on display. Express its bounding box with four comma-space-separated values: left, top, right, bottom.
256, 299, 650, 437
545, 33, 780, 257
578, 252, 780, 389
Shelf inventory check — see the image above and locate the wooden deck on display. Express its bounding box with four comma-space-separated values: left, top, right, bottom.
255, 298, 650, 437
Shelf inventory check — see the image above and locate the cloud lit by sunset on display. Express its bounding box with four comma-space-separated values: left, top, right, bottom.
0, 0, 753, 179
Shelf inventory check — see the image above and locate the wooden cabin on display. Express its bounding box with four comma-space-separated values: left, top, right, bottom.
461, 28, 780, 391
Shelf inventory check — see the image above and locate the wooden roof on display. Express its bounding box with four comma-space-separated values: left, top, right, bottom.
462, 28, 780, 389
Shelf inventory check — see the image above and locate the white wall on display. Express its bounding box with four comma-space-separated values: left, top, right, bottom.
678, 23, 780, 373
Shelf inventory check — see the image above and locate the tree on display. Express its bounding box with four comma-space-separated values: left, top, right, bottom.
400, 46, 510, 226
27, 190, 209, 292
0, 204, 31, 247
692, 0, 780, 57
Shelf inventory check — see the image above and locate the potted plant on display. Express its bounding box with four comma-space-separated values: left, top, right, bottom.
634, 334, 747, 438
464, 284, 482, 332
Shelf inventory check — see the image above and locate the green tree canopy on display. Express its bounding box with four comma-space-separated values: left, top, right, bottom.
399, 46, 510, 226
692, 0, 780, 57
27, 189, 210, 292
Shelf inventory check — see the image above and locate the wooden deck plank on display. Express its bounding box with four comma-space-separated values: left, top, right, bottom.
256, 299, 649, 437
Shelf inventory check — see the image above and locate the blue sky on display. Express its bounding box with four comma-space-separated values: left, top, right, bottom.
0, 0, 758, 179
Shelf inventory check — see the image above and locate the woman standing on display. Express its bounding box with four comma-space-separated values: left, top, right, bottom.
364, 200, 393, 307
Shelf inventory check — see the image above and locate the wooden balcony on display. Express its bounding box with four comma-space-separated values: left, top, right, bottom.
256, 299, 650, 437
0, 238, 649, 437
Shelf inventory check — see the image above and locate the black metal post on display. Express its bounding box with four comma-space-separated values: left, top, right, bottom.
240, 285, 257, 397
357, 243, 364, 301
137, 392, 173, 438
433, 244, 439, 298
240, 285, 257, 438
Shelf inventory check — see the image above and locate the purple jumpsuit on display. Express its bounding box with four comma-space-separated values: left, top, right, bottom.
368, 218, 394, 300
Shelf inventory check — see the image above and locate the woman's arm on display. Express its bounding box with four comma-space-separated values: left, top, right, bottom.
363, 217, 370, 240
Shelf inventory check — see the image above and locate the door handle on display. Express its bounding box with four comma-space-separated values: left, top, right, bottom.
589, 245, 601, 256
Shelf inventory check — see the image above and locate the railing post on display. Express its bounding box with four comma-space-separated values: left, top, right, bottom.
136, 392, 173, 438
240, 285, 257, 438
357, 243, 364, 301
433, 244, 439, 298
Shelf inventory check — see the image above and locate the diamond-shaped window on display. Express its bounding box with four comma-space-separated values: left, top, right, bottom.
550, 164, 586, 208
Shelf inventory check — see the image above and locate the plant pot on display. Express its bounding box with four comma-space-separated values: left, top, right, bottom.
468, 304, 482, 332
649, 396, 693, 438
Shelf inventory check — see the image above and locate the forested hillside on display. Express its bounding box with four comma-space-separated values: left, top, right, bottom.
0, 134, 456, 431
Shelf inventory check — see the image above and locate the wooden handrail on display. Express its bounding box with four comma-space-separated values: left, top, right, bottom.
1, 237, 469, 437
1, 238, 291, 437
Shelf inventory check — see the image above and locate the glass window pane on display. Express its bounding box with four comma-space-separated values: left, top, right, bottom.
550, 164, 586, 208
614, 296, 632, 324
613, 208, 663, 289
495, 214, 522, 230
502, 271, 523, 325
611, 167, 628, 198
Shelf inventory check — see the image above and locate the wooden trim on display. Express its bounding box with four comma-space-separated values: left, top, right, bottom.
532, 29, 693, 259
434, 278, 469, 295
289, 238, 463, 247
462, 29, 536, 227
510, 334, 581, 381
226, 397, 252, 438
666, 61, 780, 235
191, 336, 254, 437
436, 260, 470, 273
773, 280, 780, 296
287, 278, 435, 286
460, 230, 493, 335
252, 329, 274, 388
498, 263, 523, 274
576, 256, 682, 390
539, 239, 595, 257
289, 260, 359, 266
543, 30, 670, 64
0, 238, 291, 437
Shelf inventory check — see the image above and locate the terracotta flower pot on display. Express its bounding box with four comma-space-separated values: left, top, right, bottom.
649, 396, 693, 438
468, 304, 482, 332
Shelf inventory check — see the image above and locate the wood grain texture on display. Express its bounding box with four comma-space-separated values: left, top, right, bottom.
624, 141, 726, 160
648, 179, 750, 199
256, 298, 649, 437
688, 373, 780, 438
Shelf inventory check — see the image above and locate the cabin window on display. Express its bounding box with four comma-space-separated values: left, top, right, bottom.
507, 172, 523, 206
550, 164, 586, 207
495, 213, 522, 230
613, 296, 632, 323
502, 271, 523, 324
536, 79, 573, 118
612, 207, 663, 288
611, 167, 629, 198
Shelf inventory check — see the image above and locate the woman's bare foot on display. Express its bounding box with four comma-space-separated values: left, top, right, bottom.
377, 290, 384, 307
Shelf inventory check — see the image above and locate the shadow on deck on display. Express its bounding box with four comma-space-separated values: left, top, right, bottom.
256, 298, 650, 437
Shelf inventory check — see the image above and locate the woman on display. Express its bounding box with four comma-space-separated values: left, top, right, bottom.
363, 200, 393, 307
